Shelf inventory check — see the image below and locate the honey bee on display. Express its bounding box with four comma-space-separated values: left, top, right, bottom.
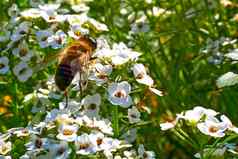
54, 35, 97, 104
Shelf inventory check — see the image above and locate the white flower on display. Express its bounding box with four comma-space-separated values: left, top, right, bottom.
10, 22, 31, 42
132, 63, 153, 86
75, 133, 97, 155
57, 124, 78, 142
81, 94, 101, 118
56, 114, 75, 125
39, 4, 65, 23
91, 118, 113, 135
130, 22, 150, 34
93, 48, 114, 59
48, 142, 71, 159
108, 81, 133, 108
59, 100, 81, 114
111, 42, 141, 65
216, 72, 238, 88
0, 57, 9, 74
13, 62, 33, 82
20, 8, 42, 19
160, 119, 177, 131
48, 30, 67, 49
225, 49, 238, 60
12, 41, 33, 61
67, 13, 88, 26
138, 144, 156, 159
128, 106, 141, 124
220, 115, 238, 133
89, 63, 112, 85
25, 135, 49, 151
68, 24, 89, 39
88, 132, 104, 147
71, 4, 90, 13
36, 29, 53, 48
177, 106, 218, 124
8, 4, 19, 17
197, 116, 228, 138
0, 140, 11, 155
87, 18, 109, 32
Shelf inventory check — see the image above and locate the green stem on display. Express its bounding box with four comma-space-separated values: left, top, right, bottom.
13, 81, 19, 115
113, 105, 119, 137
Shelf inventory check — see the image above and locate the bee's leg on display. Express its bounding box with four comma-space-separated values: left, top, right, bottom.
79, 72, 83, 100
64, 90, 68, 108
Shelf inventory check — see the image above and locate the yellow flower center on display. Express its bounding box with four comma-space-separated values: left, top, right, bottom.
63, 129, 74, 136
209, 126, 219, 133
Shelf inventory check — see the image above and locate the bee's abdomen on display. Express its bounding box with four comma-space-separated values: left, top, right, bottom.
55, 64, 74, 91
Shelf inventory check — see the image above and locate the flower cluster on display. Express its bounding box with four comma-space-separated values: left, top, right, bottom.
160, 106, 238, 138
0, 1, 160, 158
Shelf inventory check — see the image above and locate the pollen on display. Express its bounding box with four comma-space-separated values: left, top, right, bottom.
63, 129, 74, 136
208, 126, 219, 133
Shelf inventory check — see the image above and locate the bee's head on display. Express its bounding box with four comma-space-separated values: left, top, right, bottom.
82, 35, 97, 51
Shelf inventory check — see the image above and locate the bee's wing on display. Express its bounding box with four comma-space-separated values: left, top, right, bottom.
71, 53, 90, 94
33, 50, 65, 73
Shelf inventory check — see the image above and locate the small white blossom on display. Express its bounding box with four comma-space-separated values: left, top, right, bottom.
87, 18, 109, 32
13, 62, 33, 82
48, 30, 67, 49
160, 120, 177, 131
39, 4, 65, 23
8, 4, 19, 17
0, 57, 9, 74
10, 22, 31, 42
132, 63, 154, 86
75, 133, 97, 155
68, 24, 89, 39
20, 8, 42, 18
128, 106, 141, 124
111, 42, 141, 65
25, 135, 49, 151
81, 94, 101, 118
36, 29, 53, 48
89, 63, 112, 86
12, 41, 34, 61
197, 116, 228, 138
220, 115, 238, 133
216, 72, 238, 88
67, 13, 88, 26
71, 4, 90, 13
57, 124, 78, 142
108, 81, 133, 108
177, 106, 218, 124
48, 142, 71, 159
